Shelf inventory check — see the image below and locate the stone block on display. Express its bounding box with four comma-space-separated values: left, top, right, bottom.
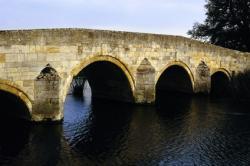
23, 80, 34, 87
5, 54, 18, 62
47, 47, 60, 53
37, 53, 47, 61
25, 53, 37, 62
0, 53, 5, 63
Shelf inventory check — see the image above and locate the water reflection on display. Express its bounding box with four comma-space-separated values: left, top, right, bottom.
63, 92, 250, 165
0, 118, 31, 165
0, 90, 250, 165
64, 95, 133, 164
11, 125, 63, 166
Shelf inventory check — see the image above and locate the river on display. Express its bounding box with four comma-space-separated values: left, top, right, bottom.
1, 88, 250, 165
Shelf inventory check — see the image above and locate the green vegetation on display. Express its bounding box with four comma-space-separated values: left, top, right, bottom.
188, 0, 250, 52
231, 70, 250, 100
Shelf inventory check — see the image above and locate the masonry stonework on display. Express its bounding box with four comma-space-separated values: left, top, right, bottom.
0, 28, 249, 122
33, 64, 63, 121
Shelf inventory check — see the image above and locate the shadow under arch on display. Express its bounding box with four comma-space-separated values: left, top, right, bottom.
211, 69, 231, 97
211, 68, 231, 80
69, 55, 135, 102
155, 62, 194, 104
156, 61, 195, 90
0, 80, 32, 120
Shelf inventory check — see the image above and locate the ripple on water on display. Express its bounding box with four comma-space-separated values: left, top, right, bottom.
1, 95, 250, 165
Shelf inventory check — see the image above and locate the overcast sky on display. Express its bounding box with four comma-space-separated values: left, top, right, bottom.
0, 0, 206, 36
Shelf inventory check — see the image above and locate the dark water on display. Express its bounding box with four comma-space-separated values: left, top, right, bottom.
1, 92, 250, 165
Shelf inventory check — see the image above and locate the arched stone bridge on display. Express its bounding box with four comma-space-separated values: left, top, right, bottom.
0, 29, 249, 122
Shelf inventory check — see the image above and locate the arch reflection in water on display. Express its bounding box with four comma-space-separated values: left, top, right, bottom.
62, 80, 250, 165
0, 90, 31, 165
64, 88, 133, 164
0, 118, 31, 165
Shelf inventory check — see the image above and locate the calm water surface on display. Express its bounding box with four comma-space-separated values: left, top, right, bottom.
1, 92, 250, 165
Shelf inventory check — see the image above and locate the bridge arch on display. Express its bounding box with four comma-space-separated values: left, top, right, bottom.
0, 80, 32, 118
210, 68, 231, 97
69, 55, 135, 102
155, 61, 195, 101
211, 68, 231, 80
156, 61, 195, 91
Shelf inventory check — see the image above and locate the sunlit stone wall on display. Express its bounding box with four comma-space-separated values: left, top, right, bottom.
0, 29, 249, 122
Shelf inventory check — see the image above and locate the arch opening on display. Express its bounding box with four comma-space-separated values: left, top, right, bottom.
211, 71, 231, 97
70, 61, 134, 103
0, 90, 31, 121
156, 65, 194, 103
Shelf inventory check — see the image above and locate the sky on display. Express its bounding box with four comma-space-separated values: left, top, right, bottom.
0, 0, 206, 37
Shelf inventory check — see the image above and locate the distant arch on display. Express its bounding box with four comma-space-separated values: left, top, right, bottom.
210, 69, 231, 97
0, 80, 32, 114
156, 61, 195, 91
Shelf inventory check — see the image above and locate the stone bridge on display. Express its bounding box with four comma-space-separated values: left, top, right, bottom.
0, 28, 249, 122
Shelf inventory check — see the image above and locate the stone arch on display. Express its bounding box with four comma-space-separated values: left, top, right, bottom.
156, 61, 195, 91
211, 68, 231, 80
210, 68, 231, 97
0, 80, 32, 114
70, 55, 135, 95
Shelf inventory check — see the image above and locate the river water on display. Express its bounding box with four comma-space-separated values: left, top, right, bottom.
1, 89, 250, 165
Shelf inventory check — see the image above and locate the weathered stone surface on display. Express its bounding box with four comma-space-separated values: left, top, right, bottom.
33, 64, 62, 122
0, 53, 6, 63
195, 61, 210, 93
135, 58, 155, 103
0, 28, 249, 122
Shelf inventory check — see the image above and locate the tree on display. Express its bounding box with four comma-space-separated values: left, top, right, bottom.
188, 0, 250, 52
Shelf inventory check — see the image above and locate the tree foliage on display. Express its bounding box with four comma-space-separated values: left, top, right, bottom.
188, 0, 250, 52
